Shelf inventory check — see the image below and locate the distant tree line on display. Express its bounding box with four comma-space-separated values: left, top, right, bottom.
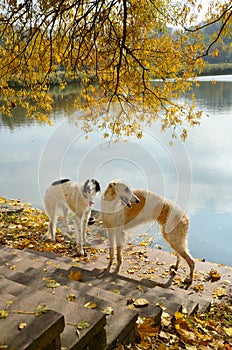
200, 21, 232, 64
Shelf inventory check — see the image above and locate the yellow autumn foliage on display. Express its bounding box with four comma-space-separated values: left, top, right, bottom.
0, 1, 232, 139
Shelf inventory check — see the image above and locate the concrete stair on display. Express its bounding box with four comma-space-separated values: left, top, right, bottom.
0, 246, 211, 349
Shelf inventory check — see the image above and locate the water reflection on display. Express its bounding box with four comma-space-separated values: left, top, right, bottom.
191, 81, 232, 112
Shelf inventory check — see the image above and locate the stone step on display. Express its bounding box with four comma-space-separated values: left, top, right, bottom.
0, 247, 140, 349
1, 246, 210, 316
0, 276, 27, 296
0, 248, 210, 313
0, 246, 212, 350
1, 288, 106, 350
2, 265, 144, 349
0, 245, 75, 273
86, 268, 211, 316
2, 273, 139, 350
5, 263, 163, 325
0, 294, 65, 350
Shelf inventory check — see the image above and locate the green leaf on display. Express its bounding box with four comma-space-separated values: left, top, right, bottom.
103, 306, 114, 315
46, 280, 60, 288
18, 322, 27, 330
84, 302, 97, 309
77, 320, 90, 330
35, 304, 48, 317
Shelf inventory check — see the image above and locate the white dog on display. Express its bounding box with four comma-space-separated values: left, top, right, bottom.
101, 180, 194, 284
44, 178, 101, 254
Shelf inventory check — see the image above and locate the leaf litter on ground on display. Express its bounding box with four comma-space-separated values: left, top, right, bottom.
115, 303, 232, 349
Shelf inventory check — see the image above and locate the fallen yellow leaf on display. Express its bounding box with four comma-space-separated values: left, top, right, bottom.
174, 311, 184, 320
84, 302, 97, 309
103, 306, 114, 315
137, 317, 159, 340
133, 298, 149, 307
192, 283, 204, 292
209, 269, 221, 282
161, 311, 171, 327
109, 289, 120, 294
224, 327, 232, 337
18, 322, 27, 330
0, 310, 9, 319
67, 294, 76, 302
68, 270, 82, 281
137, 285, 145, 292
212, 287, 227, 298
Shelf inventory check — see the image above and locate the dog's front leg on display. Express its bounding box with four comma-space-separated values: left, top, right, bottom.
81, 209, 91, 245
98, 246, 114, 278
73, 216, 85, 256
98, 228, 115, 277
113, 230, 125, 274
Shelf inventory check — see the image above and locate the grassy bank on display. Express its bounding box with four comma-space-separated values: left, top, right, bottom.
199, 63, 232, 76
7, 63, 232, 90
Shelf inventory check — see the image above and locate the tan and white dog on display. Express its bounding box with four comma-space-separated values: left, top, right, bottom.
44, 178, 101, 255
101, 180, 194, 284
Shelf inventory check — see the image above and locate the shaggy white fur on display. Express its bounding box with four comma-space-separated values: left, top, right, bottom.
44, 179, 100, 255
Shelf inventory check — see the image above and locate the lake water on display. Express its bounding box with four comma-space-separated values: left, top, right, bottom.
0, 75, 232, 266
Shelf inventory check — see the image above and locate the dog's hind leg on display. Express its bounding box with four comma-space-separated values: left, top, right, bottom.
44, 200, 57, 241
48, 213, 57, 241
106, 246, 114, 272
161, 218, 195, 285
170, 254, 181, 273
170, 248, 195, 285
113, 245, 123, 274
60, 202, 69, 234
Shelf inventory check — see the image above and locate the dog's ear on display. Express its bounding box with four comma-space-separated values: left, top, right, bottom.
83, 180, 90, 193
107, 181, 116, 192
104, 181, 117, 200
92, 179, 101, 192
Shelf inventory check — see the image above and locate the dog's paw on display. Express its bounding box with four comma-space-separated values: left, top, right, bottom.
97, 268, 109, 278
42, 234, 53, 242
73, 245, 87, 257
79, 249, 85, 256
183, 276, 193, 287
112, 267, 120, 275
169, 264, 178, 275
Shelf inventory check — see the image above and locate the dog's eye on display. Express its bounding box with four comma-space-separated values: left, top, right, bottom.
125, 187, 130, 193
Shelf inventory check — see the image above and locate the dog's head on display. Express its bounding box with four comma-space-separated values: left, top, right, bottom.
83, 179, 101, 206
104, 180, 140, 208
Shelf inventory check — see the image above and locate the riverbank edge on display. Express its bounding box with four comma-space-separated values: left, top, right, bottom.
7, 64, 232, 90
